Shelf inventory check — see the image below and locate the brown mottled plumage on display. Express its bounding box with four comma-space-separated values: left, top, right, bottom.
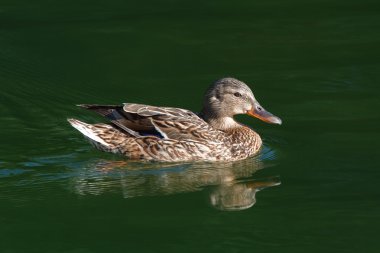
68, 77, 281, 162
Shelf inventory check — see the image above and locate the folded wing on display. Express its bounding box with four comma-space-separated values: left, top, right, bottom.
78, 103, 222, 142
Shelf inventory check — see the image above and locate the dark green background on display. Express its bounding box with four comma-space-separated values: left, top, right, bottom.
1, 0, 379, 252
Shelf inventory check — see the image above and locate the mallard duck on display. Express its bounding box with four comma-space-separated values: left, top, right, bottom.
68, 77, 281, 162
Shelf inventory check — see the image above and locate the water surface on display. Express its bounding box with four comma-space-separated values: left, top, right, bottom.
1, 0, 380, 252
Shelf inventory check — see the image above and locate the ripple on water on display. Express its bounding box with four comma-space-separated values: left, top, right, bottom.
260, 145, 278, 161
0, 168, 32, 178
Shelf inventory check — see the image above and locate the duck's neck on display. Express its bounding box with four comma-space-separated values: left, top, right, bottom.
200, 113, 241, 131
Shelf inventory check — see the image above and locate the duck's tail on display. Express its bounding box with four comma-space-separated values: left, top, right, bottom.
67, 118, 127, 153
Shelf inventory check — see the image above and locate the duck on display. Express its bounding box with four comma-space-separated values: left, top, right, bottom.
68, 77, 281, 162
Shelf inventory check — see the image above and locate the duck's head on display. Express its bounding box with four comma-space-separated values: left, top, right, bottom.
201, 77, 282, 129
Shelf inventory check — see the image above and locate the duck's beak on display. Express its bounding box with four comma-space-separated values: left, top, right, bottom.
247, 102, 282, 125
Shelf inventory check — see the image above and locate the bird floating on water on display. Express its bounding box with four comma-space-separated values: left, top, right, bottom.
68, 77, 281, 162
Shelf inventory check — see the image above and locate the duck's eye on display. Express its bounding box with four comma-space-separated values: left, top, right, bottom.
234, 92, 242, 98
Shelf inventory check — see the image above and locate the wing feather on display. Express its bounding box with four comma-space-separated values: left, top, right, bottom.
80, 103, 223, 142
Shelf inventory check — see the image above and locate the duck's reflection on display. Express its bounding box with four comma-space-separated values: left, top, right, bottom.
209, 176, 280, 211
71, 155, 280, 211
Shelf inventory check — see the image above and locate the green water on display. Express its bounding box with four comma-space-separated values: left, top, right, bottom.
1, 0, 380, 252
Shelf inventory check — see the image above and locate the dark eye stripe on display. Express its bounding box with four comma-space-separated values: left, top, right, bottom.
234, 92, 242, 97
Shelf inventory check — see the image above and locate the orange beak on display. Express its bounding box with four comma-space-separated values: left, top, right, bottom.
246, 103, 282, 125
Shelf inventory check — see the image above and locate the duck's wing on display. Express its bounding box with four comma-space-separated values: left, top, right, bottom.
78, 103, 221, 142
125, 103, 223, 142
77, 104, 142, 137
